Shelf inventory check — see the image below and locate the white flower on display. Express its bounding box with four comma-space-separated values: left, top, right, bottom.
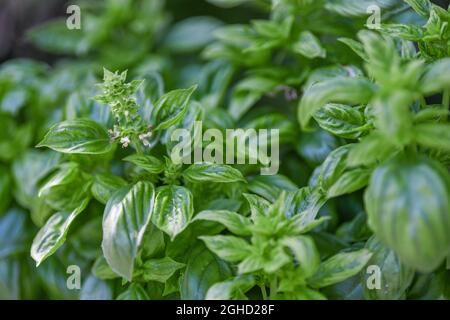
120, 136, 130, 148
139, 131, 152, 147
108, 129, 119, 141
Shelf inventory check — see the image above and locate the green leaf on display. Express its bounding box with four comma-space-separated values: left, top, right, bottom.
181, 244, 233, 299
140, 223, 166, 260
102, 181, 155, 281
183, 163, 245, 183
378, 24, 424, 41
325, 0, 398, 16
421, 58, 450, 94
138, 257, 185, 283
292, 31, 326, 59
38, 162, 92, 212
247, 174, 297, 202
338, 38, 368, 61
313, 104, 370, 139
200, 235, 252, 262
117, 283, 149, 300
238, 244, 291, 274
317, 145, 351, 191
11, 150, 61, 210
364, 154, 450, 272
404, 0, 432, 16
91, 173, 127, 205
362, 236, 414, 300
281, 236, 320, 278
228, 76, 279, 120
26, 19, 84, 54
415, 123, 450, 152
153, 85, 197, 131
163, 17, 223, 53
347, 132, 396, 167
327, 168, 371, 198
308, 249, 372, 288
0, 209, 29, 259
194, 210, 252, 236
298, 77, 375, 129
37, 119, 112, 154
152, 185, 194, 240
31, 199, 89, 266
236, 253, 265, 274
92, 256, 120, 280
205, 275, 255, 300
414, 106, 450, 123
123, 154, 164, 174
286, 188, 326, 225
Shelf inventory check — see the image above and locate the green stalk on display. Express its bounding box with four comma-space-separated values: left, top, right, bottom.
260, 285, 268, 300
269, 277, 278, 300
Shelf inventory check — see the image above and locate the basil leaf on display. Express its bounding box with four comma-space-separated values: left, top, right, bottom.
247, 174, 297, 202
205, 275, 255, 300
325, 0, 398, 16
313, 104, 369, 139
298, 77, 376, 129
31, 199, 89, 266
404, 0, 431, 16
0, 209, 29, 259
152, 185, 194, 240
102, 181, 155, 281
163, 17, 223, 53
37, 119, 112, 154
362, 236, 414, 300
347, 131, 396, 167
200, 235, 252, 262
152, 85, 197, 131
138, 257, 185, 283
12, 150, 60, 210
243, 193, 270, 219
91, 173, 127, 205
92, 256, 120, 280
238, 245, 291, 274
327, 168, 371, 198
38, 162, 92, 212
364, 154, 450, 272
308, 249, 372, 288
117, 283, 149, 300
281, 236, 320, 278
317, 145, 351, 191
421, 58, 450, 94
183, 163, 245, 183
415, 123, 450, 152
194, 210, 252, 236
292, 31, 326, 59
181, 244, 233, 299
123, 154, 164, 174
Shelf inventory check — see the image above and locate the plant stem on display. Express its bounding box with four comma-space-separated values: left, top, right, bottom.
133, 138, 144, 155
260, 285, 268, 300
269, 277, 277, 300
